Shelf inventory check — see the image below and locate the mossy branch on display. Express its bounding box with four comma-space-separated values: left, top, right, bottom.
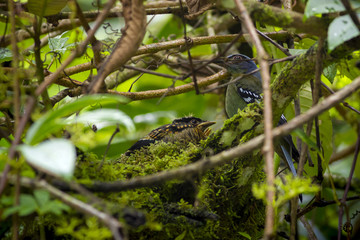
223, 0, 328, 37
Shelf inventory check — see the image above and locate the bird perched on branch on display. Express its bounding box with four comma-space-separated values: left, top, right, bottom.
125, 116, 215, 156
216, 54, 300, 180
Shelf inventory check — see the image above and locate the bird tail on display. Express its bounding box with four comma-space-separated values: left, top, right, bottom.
280, 145, 297, 177
280, 145, 303, 202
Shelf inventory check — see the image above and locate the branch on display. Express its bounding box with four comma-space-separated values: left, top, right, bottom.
0, 19, 83, 48
234, 1, 275, 239
135, 32, 292, 55
50, 75, 360, 193
108, 70, 229, 100
5, 175, 126, 240
338, 126, 360, 239
240, 1, 328, 37
36, 0, 116, 96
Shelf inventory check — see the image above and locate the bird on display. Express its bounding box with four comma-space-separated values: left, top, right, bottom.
216, 54, 300, 181
125, 116, 215, 156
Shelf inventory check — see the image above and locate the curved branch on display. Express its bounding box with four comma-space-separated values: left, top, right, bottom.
109, 70, 229, 100
234, 1, 274, 238
48, 32, 293, 87
233, 1, 328, 37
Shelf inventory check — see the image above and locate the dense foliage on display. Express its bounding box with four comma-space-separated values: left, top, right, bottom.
0, 0, 359, 239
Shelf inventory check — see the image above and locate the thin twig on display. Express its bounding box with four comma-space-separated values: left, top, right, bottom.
36, 0, 116, 96
123, 65, 181, 80
12, 172, 20, 240
329, 144, 356, 164
179, 0, 199, 94
181, 31, 245, 80
321, 82, 360, 115
297, 195, 360, 219
74, 0, 102, 65
337, 126, 360, 240
234, 1, 274, 239
98, 125, 120, 171
292, 38, 324, 240
290, 197, 298, 240
299, 215, 318, 240
0, 97, 36, 196
6, 176, 126, 240
0, 0, 22, 204
314, 38, 325, 183
24, 32, 292, 87
256, 29, 291, 56
109, 70, 230, 100
33, 17, 52, 109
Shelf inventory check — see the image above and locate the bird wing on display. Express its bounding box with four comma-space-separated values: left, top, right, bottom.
146, 124, 174, 140
225, 82, 247, 118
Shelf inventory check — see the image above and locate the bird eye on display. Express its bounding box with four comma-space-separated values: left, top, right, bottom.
191, 119, 198, 124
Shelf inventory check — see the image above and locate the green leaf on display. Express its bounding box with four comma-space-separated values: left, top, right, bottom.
18, 139, 76, 178
0, 196, 14, 205
220, 130, 237, 147
293, 129, 318, 150
34, 189, 50, 207
174, 230, 187, 240
19, 194, 38, 216
328, 13, 360, 51
0, 48, 12, 63
284, 83, 333, 177
66, 108, 135, 132
238, 232, 252, 240
302, 86, 333, 177
39, 200, 70, 215
305, 0, 360, 18
323, 63, 337, 83
48, 33, 70, 54
27, 0, 68, 17
2, 205, 22, 218
26, 94, 130, 145
288, 49, 307, 55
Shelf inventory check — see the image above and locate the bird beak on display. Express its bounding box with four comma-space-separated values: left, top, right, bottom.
198, 121, 216, 134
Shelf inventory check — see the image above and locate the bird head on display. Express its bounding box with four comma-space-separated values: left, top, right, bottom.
215, 54, 258, 75
171, 117, 215, 136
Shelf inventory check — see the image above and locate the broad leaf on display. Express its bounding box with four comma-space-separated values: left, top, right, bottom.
66, 108, 135, 132
328, 13, 360, 51
26, 94, 130, 145
285, 83, 333, 177
34, 190, 50, 208
18, 194, 38, 216
305, 0, 360, 18
18, 139, 76, 178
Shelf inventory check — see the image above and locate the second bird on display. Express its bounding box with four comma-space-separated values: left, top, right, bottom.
217, 54, 300, 180
125, 116, 215, 156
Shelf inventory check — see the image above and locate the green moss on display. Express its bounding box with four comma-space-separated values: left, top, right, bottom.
13, 107, 268, 239
249, 2, 293, 27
